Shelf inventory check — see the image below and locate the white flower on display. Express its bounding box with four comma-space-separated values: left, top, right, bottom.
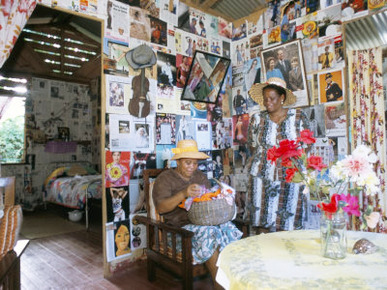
352, 145, 378, 164
364, 212, 380, 229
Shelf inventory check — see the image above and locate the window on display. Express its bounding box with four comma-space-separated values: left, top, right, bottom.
0, 76, 28, 164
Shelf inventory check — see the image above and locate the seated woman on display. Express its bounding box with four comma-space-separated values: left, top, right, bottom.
152, 139, 242, 288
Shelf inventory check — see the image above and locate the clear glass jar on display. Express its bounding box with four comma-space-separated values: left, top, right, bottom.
320, 211, 347, 259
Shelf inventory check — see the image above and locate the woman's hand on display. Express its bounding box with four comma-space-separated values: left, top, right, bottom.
186, 184, 202, 198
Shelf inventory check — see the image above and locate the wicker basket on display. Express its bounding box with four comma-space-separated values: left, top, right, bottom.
187, 198, 235, 226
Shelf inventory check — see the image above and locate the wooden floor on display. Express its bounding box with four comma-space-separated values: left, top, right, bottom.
20, 223, 214, 289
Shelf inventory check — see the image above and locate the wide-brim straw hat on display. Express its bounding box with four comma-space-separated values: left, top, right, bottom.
248, 77, 297, 107
125, 44, 157, 69
171, 140, 209, 160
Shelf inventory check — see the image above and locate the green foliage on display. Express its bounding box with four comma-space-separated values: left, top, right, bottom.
0, 115, 25, 163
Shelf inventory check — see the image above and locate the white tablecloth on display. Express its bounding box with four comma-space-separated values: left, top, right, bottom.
216, 230, 387, 289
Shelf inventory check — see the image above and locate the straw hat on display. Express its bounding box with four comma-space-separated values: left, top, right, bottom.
248, 77, 297, 107
125, 44, 157, 69
171, 140, 209, 160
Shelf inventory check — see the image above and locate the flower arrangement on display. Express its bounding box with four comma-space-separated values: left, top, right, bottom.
267, 129, 381, 230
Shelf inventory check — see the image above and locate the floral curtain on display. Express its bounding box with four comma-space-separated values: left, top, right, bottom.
0, 0, 37, 69
348, 48, 386, 232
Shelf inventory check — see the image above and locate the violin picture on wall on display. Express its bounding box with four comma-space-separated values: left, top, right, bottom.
181, 50, 231, 104
125, 44, 157, 118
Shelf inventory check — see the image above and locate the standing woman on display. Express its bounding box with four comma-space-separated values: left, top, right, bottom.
246, 77, 309, 233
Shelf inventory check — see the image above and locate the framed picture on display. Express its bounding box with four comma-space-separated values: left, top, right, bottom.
181, 50, 231, 104
260, 39, 309, 107
57, 127, 70, 141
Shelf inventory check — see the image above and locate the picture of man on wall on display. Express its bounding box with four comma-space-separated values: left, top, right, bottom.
325, 72, 342, 102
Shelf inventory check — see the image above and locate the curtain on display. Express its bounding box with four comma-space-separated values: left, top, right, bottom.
0, 0, 37, 69
348, 48, 386, 232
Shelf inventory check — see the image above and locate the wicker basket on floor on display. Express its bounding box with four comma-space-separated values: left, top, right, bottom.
188, 198, 235, 226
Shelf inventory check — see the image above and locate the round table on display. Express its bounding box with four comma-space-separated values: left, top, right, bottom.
216, 230, 387, 289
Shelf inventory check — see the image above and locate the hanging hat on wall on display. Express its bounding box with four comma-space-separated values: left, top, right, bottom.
248, 77, 297, 108
125, 44, 157, 69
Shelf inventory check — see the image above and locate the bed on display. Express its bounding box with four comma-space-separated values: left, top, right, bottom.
43, 163, 102, 229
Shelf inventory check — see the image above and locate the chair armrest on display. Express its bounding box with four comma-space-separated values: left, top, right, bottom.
134, 215, 194, 238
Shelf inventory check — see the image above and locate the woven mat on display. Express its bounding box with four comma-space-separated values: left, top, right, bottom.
20, 209, 85, 240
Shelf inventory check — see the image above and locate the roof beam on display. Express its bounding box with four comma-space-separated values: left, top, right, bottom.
202, 0, 219, 9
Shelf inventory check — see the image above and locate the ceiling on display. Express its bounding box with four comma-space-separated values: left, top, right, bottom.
1, 4, 102, 84
180, 0, 266, 22
345, 10, 387, 52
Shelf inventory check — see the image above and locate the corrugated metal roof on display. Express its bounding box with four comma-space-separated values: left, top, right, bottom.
210, 0, 266, 21
345, 10, 387, 51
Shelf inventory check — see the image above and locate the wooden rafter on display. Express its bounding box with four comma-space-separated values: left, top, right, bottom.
179, 0, 233, 22
202, 0, 219, 9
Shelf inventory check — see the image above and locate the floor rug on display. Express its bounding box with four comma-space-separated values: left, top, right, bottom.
20, 208, 86, 239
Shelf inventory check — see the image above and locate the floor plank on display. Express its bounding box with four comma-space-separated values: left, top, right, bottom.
20, 216, 214, 289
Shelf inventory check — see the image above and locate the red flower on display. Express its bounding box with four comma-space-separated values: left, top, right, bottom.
317, 194, 339, 215
307, 156, 327, 171
267, 146, 279, 163
276, 139, 302, 160
297, 129, 316, 145
281, 158, 293, 167
285, 168, 298, 182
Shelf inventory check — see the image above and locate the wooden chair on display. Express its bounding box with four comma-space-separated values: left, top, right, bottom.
134, 169, 208, 290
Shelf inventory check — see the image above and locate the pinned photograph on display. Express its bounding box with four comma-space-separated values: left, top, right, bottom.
318, 69, 344, 103
261, 39, 309, 107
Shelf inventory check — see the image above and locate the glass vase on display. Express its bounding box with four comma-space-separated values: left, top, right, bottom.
320, 211, 347, 259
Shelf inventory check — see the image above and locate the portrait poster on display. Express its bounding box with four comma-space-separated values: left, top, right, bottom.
130, 152, 156, 179
212, 118, 233, 150
317, 38, 335, 71
212, 149, 224, 180
105, 150, 131, 188
261, 39, 309, 107
113, 220, 131, 259
150, 16, 167, 47
232, 114, 249, 146
105, 75, 131, 114
175, 114, 195, 143
156, 51, 176, 99
324, 102, 347, 136
175, 53, 192, 89
317, 68, 344, 104
243, 57, 261, 92
231, 86, 248, 116
222, 147, 234, 175
106, 186, 130, 223
155, 144, 177, 168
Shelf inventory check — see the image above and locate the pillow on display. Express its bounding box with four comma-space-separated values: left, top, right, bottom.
83, 165, 98, 175
44, 166, 68, 187
67, 164, 88, 176
0, 205, 23, 258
